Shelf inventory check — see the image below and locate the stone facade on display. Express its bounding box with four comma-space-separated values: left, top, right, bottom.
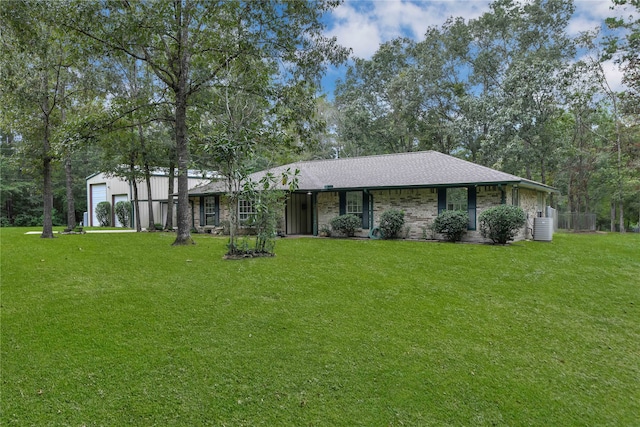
370, 188, 438, 240
315, 185, 548, 242
193, 184, 550, 242
316, 191, 340, 231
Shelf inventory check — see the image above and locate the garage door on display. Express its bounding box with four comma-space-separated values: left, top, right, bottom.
91, 183, 107, 226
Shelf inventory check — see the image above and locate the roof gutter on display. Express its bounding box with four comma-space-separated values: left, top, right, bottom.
290, 180, 559, 194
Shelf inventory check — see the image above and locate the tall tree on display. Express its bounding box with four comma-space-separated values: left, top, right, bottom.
66, 0, 348, 245
465, 0, 576, 182
335, 38, 423, 155
605, 0, 640, 231
0, 0, 81, 237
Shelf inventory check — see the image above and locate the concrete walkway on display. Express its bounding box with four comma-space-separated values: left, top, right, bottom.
25, 229, 138, 235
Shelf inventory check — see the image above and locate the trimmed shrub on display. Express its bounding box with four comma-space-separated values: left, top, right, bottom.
330, 214, 361, 237
378, 209, 405, 239
96, 201, 111, 227
114, 201, 132, 228
479, 204, 526, 244
432, 210, 469, 242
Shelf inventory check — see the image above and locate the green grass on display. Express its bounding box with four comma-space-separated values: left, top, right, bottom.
1, 228, 639, 426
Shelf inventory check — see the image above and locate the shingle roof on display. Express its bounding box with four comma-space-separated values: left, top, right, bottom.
189, 150, 558, 194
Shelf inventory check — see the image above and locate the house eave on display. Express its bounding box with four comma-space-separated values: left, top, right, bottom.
290, 180, 559, 194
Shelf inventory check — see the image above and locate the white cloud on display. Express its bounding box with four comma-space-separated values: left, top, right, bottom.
327, 0, 492, 59
600, 59, 626, 93
326, 0, 635, 59
569, 0, 630, 35
327, 4, 382, 58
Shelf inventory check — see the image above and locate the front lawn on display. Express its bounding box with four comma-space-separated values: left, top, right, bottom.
1, 229, 638, 426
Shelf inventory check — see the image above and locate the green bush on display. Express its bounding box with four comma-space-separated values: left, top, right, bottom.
378, 209, 405, 239
114, 201, 132, 228
12, 209, 64, 227
330, 214, 361, 237
12, 214, 37, 227
432, 210, 469, 242
0, 217, 9, 227
479, 204, 527, 244
95, 201, 111, 227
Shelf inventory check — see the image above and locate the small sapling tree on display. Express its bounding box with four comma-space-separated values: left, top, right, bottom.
239, 169, 299, 256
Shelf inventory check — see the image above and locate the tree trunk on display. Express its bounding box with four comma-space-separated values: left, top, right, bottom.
172, 1, 194, 246
610, 201, 616, 232
144, 162, 155, 231
41, 144, 54, 238
60, 78, 76, 231
65, 156, 76, 230
130, 162, 142, 232
619, 201, 625, 233
40, 71, 54, 238
164, 162, 175, 230
138, 123, 155, 231
173, 92, 193, 245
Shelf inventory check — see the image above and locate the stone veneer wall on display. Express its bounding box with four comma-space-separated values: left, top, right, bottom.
317, 187, 518, 242
514, 188, 541, 240
190, 195, 251, 234
195, 186, 545, 241
316, 192, 341, 232
370, 188, 437, 239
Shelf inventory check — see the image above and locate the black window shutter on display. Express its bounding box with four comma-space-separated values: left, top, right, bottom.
339, 192, 346, 215
199, 196, 205, 226
362, 192, 370, 229
437, 188, 446, 214
214, 195, 220, 226
468, 187, 477, 230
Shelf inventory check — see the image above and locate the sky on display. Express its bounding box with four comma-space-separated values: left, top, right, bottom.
320, 0, 634, 95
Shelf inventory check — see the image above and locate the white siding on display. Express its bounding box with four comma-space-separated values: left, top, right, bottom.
87, 171, 210, 230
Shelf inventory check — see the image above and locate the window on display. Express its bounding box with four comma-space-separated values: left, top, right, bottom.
204, 196, 216, 226
238, 199, 255, 222
512, 187, 520, 207
339, 191, 370, 229
438, 187, 476, 231
447, 187, 468, 212
346, 191, 363, 219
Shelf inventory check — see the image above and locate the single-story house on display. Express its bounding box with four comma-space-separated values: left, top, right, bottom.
86, 170, 212, 228
188, 151, 559, 242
